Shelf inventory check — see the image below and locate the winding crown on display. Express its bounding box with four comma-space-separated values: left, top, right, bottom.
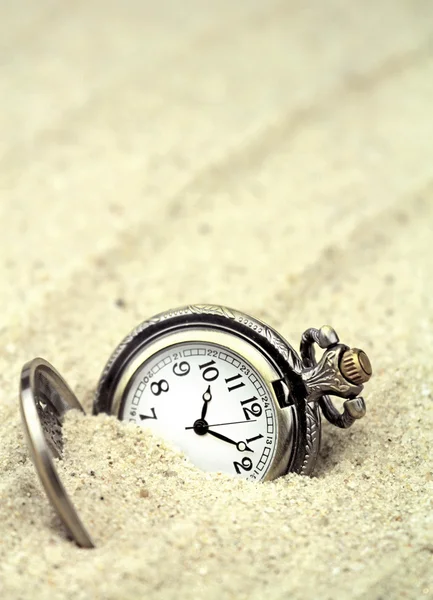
340, 348, 372, 385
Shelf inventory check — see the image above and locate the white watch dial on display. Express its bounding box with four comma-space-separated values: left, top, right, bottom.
121, 341, 278, 481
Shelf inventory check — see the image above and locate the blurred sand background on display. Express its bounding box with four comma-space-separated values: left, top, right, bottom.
0, 1, 432, 598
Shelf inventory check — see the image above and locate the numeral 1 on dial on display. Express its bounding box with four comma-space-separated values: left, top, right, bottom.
246, 433, 263, 445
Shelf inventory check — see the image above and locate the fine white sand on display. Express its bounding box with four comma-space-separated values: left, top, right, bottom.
0, 1, 432, 598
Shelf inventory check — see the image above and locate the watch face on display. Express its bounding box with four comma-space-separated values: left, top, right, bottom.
120, 341, 278, 481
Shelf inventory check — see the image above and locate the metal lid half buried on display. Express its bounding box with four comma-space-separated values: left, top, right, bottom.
19, 358, 94, 548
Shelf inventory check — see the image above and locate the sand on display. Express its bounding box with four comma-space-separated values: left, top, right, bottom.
0, 1, 432, 598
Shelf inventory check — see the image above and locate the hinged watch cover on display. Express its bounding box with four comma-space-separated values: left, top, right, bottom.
19, 358, 94, 548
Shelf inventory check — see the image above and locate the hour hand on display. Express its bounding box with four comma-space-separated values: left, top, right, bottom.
201, 385, 212, 420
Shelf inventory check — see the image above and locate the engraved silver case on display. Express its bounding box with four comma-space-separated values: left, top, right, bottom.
93, 305, 321, 478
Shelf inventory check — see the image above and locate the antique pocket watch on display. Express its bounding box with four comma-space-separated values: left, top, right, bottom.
19, 304, 372, 545
94, 305, 372, 481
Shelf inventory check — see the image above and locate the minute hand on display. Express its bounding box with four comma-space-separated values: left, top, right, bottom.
184, 419, 257, 430
206, 429, 253, 453
206, 429, 237, 446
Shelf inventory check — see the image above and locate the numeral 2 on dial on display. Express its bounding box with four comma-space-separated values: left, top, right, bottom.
233, 456, 253, 474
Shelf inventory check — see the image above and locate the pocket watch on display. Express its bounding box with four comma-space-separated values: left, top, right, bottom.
94, 305, 372, 481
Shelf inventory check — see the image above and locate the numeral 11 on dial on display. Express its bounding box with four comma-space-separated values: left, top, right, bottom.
225, 373, 245, 392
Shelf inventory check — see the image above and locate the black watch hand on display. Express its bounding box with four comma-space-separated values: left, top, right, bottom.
206, 429, 236, 445
185, 419, 257, 430
206, 429, 253, 452
201, 385, 212, 420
